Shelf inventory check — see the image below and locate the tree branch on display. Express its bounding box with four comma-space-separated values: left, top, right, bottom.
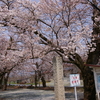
87, 0, 100, 12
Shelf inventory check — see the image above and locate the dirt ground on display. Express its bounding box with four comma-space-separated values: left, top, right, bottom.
0, 86, 84, 100
6, 85, 83, 91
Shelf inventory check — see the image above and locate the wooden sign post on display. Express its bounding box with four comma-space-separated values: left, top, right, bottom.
53, 56, 65, 100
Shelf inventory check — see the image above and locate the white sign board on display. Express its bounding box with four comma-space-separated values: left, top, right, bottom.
70, 74, 80, 87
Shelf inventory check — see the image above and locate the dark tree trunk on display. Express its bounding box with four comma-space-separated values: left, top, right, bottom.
82, 67, 96, 100
0, 75, 3, 89
2, 72, 10, 91
41, 76, 46, 87
2, 75, 5, 91
38, 71, 42, 87
2, 78, 7, 91
35, 71, 38, 87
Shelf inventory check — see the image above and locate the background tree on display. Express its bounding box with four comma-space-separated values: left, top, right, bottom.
0, 35, 27, 90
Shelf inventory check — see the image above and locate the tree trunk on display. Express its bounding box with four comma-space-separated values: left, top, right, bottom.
2, 78, 8, 90
35, 71, 38, 87
82, 67, 96, 100
2, 72, 10, 91
41, 76, 46, 87
0, 76, 3, 89
2, 75, 5, 91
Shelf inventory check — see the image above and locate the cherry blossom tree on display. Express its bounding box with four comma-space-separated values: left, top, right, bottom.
0, 0, 35, 90
0, 34, 28, 90
0, 0, 99, 99
33, 0, 99, 99
0, 0, 53, 89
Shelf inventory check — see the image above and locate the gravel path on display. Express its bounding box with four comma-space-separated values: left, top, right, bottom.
0, 89, 83, 100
